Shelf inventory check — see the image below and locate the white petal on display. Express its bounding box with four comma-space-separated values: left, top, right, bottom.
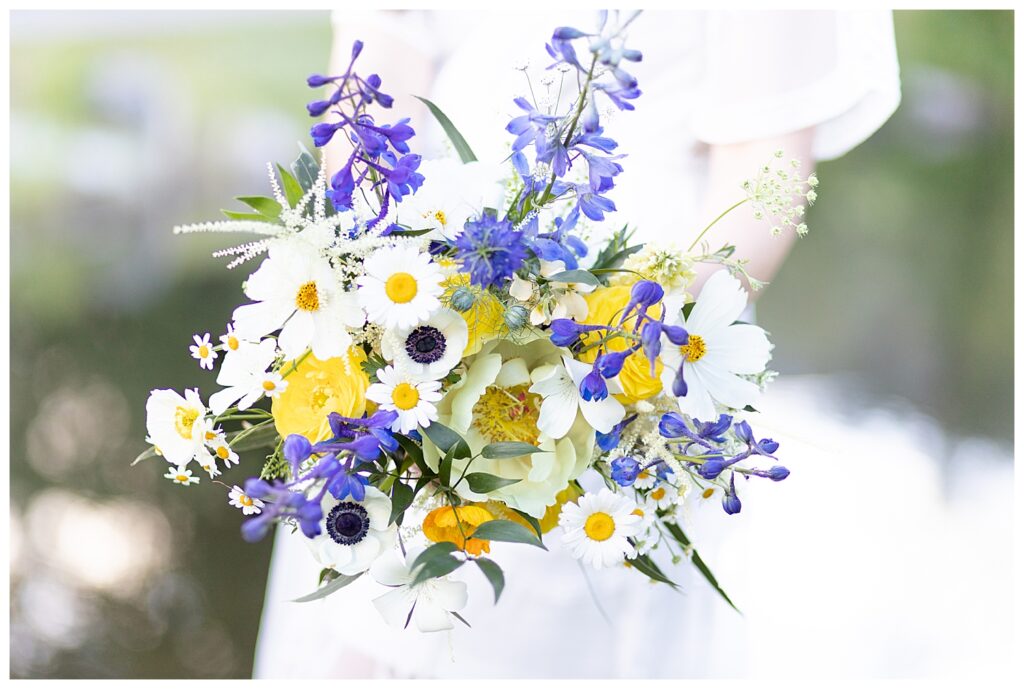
426, 579, 468, 613
369, 549, 411, 587
232, 299, 293, 340
412, 597, 454, 633
372, 587, 415, 629
674, 364, 717, 422
277, 311, 314, 360
686, 270, 748, 335
692, 362, 762, 411
579, 393, 625, 434
208, 386, 246, 416
702, 324, 772, 374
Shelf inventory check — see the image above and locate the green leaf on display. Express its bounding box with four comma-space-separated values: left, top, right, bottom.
663, 522, 739, 613
413, 95, 478, 163
627, 552, 679, 589
276, 163, 304, 207
439, 449, 454, 488
318, 567, 338, 586
387, 227, 434, 237
510, 508, 543, 540
469, 519, 546, 550
474, 557, 505, 604
480, 442, 544, 459
389, 481, 415, 525
422, 421, 471, 460
464, 472, 521, 493
229, 420, 279, 452
220, 209, 270, 222
292, 571, 362, 602
291, 142, 319, 192
545, 269, 601, 286
410, 542, 464, 586
130, 445, 159, 466
235, 195, 283, 220
682, 302, 696, 318
410, 541, 459, 571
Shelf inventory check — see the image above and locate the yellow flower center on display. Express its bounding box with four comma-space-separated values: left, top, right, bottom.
650, 487, 666, 501
584, 512, 616, 542
262, 380, 277, 392
680, 334, 706, 362
472, 384, 542, 445
174, 406, 199, 440
391, 382, 420, 410
433, 209, 447, 226
205, 430, 217, 441
295, 281, 320, 312
216, 446, 229, 460
631, 508, 645, 517
176, 474, 189, 483
240, 495, 254, 507
227, 335, 239, 350
198, 345, 210, 358
702, 487, 715, 499
385, 272, 418, 304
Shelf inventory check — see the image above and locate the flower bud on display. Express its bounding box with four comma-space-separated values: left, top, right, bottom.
449, 286, 476, 312
768, 465, 790, 481
504, 304, 530, 331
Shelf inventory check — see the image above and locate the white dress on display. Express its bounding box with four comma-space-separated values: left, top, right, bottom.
253, 10, 902, 679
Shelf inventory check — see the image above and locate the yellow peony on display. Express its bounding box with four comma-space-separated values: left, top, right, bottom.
272, 348, 370, 442
580, 285, 663, 403
422, 504, 494, 556
443, 273, 504, 356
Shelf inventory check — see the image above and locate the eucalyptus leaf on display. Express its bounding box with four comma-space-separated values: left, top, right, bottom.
221, 209, 270, 222
627, 552, 678, 589
663, 522, 739, 613
410, 548, 464, 586
474, 557, 505, 604
546, 269, 601, 286
235, 195, 283, 220
480, 442, 544, 459
510, 508, 543, 540
464, 472, 521, 493
410, 541, 460, 573
413, 95, 477, 163
439, 449, 454, 488
422, 421, 471, 460
292, 571, 362, 602
469, 519, 546, 550
229, 420, 279, 452
389, 481, 415, 525
291, 142, 319, 192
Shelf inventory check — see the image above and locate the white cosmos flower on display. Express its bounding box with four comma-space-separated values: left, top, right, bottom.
232, 240, 365, 361
365, 365, 443, 434
380, 308, 469, 379
228, 485, 264, 515
559, 488, 642, 569
306, 487, 396, 576
395, 158, 507, 240
371, 548, 469, 633
357, 244, 444, 329
529, 355, 625, 439
189, 332, 218, 370
660, 270, 773, 421
208, 338, 284, 415
145, 388, 210, 466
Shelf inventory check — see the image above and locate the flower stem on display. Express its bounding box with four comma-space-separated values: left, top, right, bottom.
687, 199, 748, 252
537, 54, 599, 207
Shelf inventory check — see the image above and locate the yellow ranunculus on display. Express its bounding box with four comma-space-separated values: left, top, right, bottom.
422, 504, 494, 556
443, 273, 504, 356
580, 284, 663, 403
272, 348, 369, 442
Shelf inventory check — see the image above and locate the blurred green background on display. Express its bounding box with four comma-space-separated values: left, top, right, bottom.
9, 10, 1013, 679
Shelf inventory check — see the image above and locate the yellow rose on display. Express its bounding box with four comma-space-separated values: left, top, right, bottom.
443, 273, 504, 356
580, 285, 663, 403
272, 348, 369, 442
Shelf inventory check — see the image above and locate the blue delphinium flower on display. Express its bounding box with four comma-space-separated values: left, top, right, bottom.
453, 211, 528, 289
610, 456, 641, 486
595, 413, 637, 452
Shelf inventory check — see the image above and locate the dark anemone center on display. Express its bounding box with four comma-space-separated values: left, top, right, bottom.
326, 502, 370, 546
405, 325, 446, 364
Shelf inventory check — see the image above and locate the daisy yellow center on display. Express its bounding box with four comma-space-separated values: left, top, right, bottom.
227, 336, 239, 350
198, 345, 210, 358
174, 406, 199, 440
650, 487, 666, 501
472, 384, 541, 445
240, 495, 254, 507
176, 474, 189, 482
262, 380, 277, 391
584, 512, 616, 542
391, 382, 420, 410
216, 446, 229, 460
433, 210, 447, 226
205, 431, 217, 441
680, 334, 706, 362
385, 272, 418, 304
295, 281, 320, 312
631, 508, 645, 517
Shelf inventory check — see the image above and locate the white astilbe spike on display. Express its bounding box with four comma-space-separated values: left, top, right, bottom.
266, 162, 288, 207
313, 155, 329, 221
212, 239, 272, 269
173, 220, 281, 236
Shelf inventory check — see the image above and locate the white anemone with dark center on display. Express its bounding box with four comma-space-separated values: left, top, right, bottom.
381, 307, 468, 379
305, 486, 396, 576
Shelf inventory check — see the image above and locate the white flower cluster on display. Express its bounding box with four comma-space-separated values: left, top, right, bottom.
742, 149, 819, 237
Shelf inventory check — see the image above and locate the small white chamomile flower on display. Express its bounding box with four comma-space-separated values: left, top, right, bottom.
365, 365, 443, 435
196, 449, 222, 478
207, 434, 239, 468
229, 485, 265, 515
647, 482, 681, 510
165, 466, 200, 486
189, 333, 218, 370
219, 323, 254, 356
559, 488, 642, 569
357, 244, 444, 330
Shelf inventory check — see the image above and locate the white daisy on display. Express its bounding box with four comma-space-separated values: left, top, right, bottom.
529, 355, 625, 439
164, 466, 200, 486
660, 270, 773, 421
365, 365, 443, 435
145, 388, 210, 467
231, 240, 365, 361
206, 433, 239, 468
395, 158, 507, 241
632, 466, 658, 490
219, 323, 253, 356
305, 487, 397, 576
208, 339, 283, 416
370, 548, 469, 633
357, 244, 444, 330
228, 485, 264, 515
189, 333, 218, 370
647, 482, 681, 510
629, 495, 661, 555
379, 308, 468, 379
195, 448, 221, 478
559, 488, 642, 569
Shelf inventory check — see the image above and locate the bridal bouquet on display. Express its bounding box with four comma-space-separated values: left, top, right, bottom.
137, 11, 817, 632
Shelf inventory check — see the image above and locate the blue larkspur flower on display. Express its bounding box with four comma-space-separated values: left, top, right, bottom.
453, 211, 528, 288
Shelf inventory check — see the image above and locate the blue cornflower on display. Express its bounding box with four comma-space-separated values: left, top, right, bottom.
453, 211, 528, 288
